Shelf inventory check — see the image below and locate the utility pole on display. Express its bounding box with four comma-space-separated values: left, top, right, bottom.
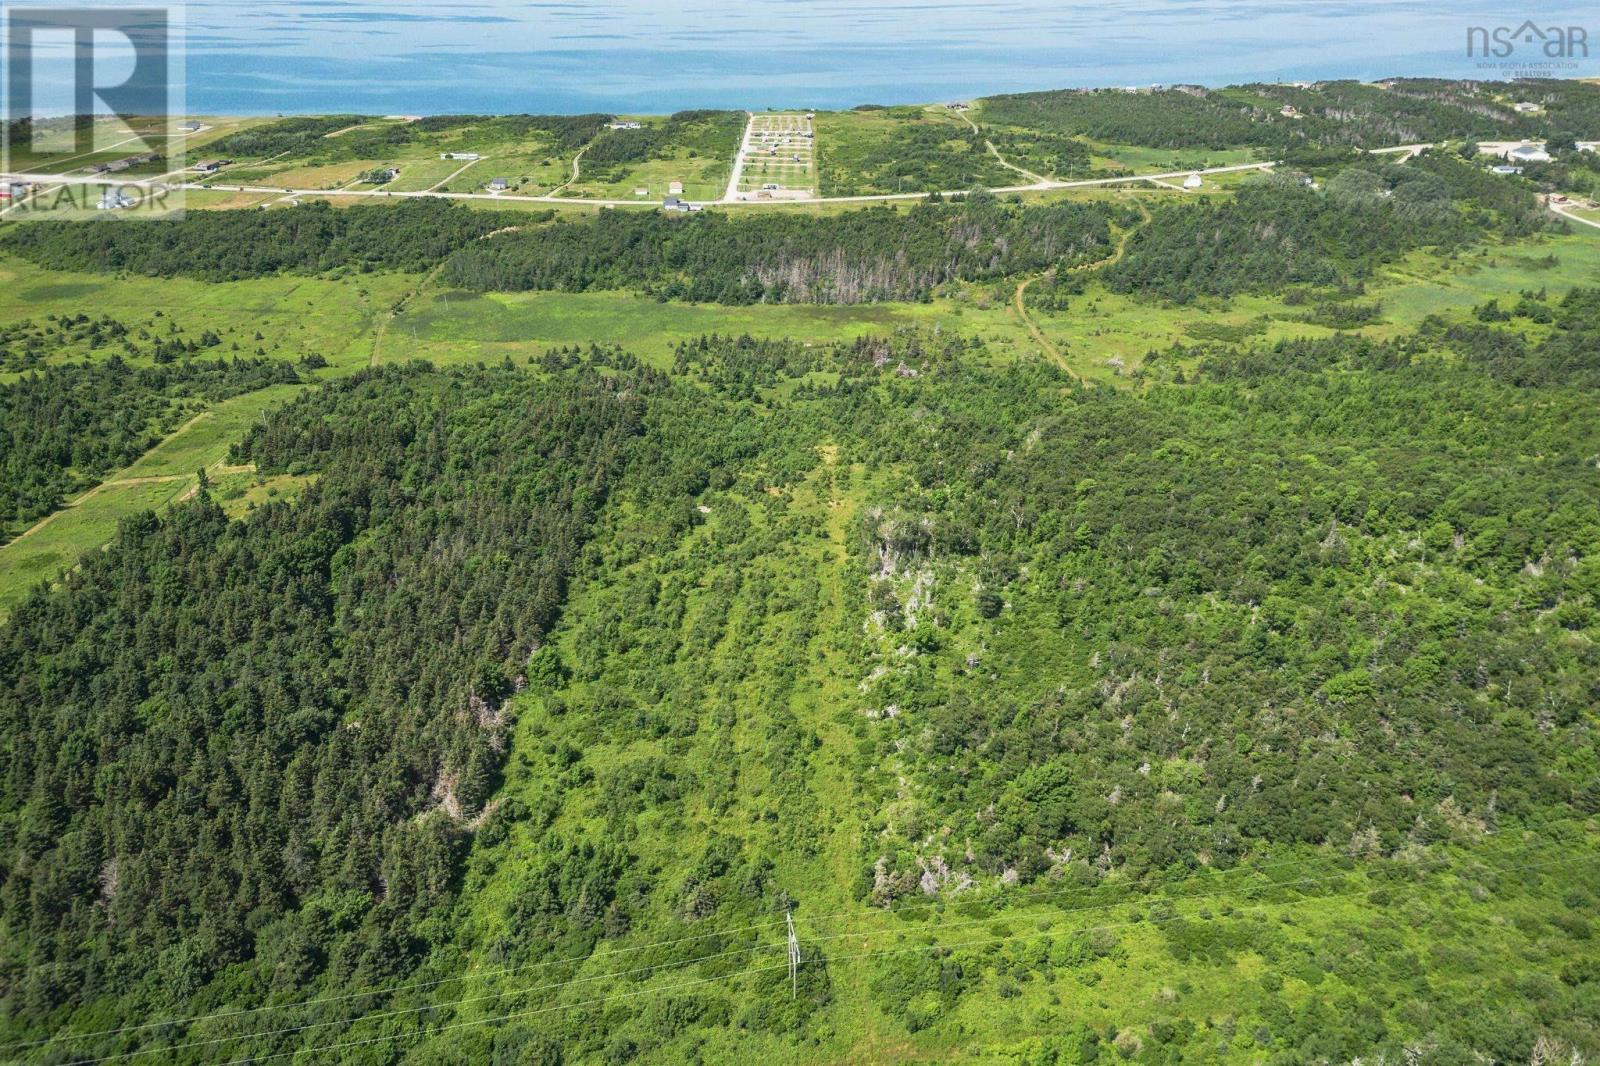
786, 910, 800, 999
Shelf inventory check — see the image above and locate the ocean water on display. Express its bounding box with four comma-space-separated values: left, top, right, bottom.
29, 0, 1600, 114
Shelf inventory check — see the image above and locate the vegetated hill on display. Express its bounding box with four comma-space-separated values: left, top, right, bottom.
439, 193, 1128, 303
0, 200, 535, 282
1105, 155, 1548, 302
980, 77, 1600, 150
2, 299, 1598, 1062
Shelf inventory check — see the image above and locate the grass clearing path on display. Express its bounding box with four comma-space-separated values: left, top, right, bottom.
0, 384, 302, 617
952, 106, 1049, 184
1011, 198, 1150, 377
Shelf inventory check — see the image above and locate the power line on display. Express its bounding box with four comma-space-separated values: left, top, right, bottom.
33, 848, 1591, 1066
0, 916, 786, 1053
16, 832, 1589, 1057
3, 846, 1369, 1054
187, 849, 1594, 1066
51, 937, 792, 1066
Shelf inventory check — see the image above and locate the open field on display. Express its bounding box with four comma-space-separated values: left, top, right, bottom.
1027, 228, 1600, 382
0, 477, 193, 612
1085, 140, 1265, 173
0, 260, 406, 380
383, 287, 1034, 368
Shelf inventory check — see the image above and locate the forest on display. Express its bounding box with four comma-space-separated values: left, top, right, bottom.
439, 194, 1128, 303
0, 200, 532, 281
979, 77, 1600, 152
0, 291, 1596, 1062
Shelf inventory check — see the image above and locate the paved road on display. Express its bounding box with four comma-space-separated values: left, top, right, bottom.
9, 159, 1280, 210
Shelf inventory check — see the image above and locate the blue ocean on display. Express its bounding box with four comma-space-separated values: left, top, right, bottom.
101, 0, 1600, 113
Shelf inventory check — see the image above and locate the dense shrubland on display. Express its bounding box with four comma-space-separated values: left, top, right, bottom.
1106, 158, 1546, 301
980, 77, 1600, 151
580, 110, 745, 182
818, 119, 1018, 196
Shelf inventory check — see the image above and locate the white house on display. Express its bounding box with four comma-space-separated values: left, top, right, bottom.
1505, 144, 1551, 164
1182, 173, 1204, 190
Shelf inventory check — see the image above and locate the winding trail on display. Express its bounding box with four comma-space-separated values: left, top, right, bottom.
371, 259, 452, 366
5, 474, 190, 546
548, 144, 591, 198
1011, 275, 1073, 378
1550, 200, 1600, 231
1009, 198, 1151, 378
951, 106, 1050, 185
